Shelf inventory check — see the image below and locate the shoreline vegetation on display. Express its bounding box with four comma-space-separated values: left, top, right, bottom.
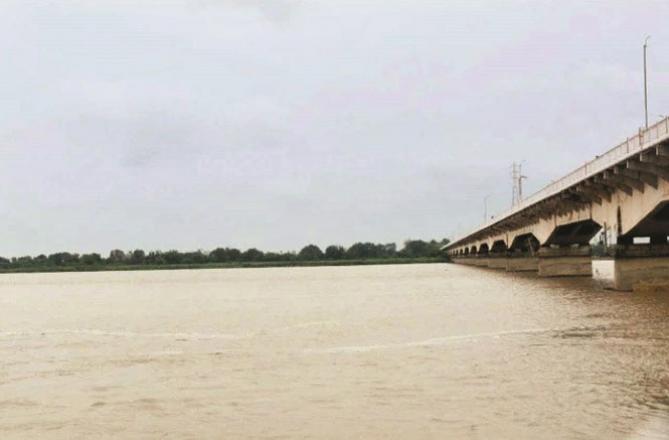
0, 239, 450, 274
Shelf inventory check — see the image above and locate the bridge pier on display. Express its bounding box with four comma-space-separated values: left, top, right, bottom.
452, 256, 483, 267
537, 246, 592, 277
487, 254, 507, 269
505, 254, 538, 272
452, 256, 476, 266
610, 244, 669, 291
474, 257, 490, 267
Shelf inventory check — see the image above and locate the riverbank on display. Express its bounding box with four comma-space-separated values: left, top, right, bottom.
0, 257, 446, 274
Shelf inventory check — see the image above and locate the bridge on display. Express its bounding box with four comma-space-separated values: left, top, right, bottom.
444, 115, 669, 290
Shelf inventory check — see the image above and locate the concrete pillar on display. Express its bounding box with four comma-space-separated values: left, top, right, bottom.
505, 256, 538, 272
473, 257, 490, 267
537, 245, 592, 277
487, 255, 507, 270
451, 257, 478, 267
463, 258, 477, 266
452, 257, 464, 265
454, 257, 477, 266
610, 244, 669, 291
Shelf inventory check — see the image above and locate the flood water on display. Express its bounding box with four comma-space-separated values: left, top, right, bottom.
1, 264, 668, 439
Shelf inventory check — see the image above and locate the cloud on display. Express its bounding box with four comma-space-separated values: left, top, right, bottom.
189, 0, 300, 23
0, 1, 668, 255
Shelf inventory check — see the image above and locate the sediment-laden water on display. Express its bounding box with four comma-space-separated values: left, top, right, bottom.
1, 264, 668, 439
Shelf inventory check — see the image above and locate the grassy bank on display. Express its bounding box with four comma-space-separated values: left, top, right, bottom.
0, 257, 447, 274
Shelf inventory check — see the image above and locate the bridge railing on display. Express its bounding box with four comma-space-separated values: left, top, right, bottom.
449, 116, 669, 248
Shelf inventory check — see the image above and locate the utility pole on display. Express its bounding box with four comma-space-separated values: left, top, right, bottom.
484, 194, 491, 222
518, 164, 527, 202
643, 36, 650, 129
511, 162, 527, 207
511, 163, 519, 207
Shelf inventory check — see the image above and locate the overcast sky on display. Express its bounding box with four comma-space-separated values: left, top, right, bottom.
1, 1, 668, 256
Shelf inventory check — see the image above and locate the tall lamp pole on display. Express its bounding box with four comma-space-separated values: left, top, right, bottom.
643, 36, 650, 129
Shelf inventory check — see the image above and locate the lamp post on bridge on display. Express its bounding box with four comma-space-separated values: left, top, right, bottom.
643, 36, 650, 129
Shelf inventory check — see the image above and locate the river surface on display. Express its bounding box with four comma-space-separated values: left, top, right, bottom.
1, 264, 668, 439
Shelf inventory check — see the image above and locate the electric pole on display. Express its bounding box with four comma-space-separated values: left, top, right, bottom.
484, 194, 491, 222
511, 162, 527, 207
512, 163, 518, 207
519, 164, 527, 202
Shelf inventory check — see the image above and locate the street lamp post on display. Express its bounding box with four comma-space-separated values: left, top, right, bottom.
643, 36, 650, 129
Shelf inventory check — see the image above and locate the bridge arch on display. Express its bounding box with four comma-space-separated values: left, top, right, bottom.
490, 239, 508, 254
619, 201, 669, 245
509, 233, 540, 253
545, 219, 601, 247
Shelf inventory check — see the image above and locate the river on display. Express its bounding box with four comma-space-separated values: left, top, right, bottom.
1, 264, 668, 439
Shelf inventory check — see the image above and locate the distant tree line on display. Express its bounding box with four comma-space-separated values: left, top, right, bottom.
0, 238, 450, 270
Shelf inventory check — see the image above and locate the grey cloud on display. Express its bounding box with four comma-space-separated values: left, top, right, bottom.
190, 0, 300, 23
0, 1, 668, 256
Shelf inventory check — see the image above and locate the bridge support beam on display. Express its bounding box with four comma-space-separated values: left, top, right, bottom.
610, 245, 669, 291
537, 246, 592, 277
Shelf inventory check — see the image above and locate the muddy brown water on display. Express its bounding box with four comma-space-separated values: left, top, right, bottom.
1, 264, 668, 439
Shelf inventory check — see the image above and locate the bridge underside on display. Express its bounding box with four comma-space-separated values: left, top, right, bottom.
446, 119, 669, 291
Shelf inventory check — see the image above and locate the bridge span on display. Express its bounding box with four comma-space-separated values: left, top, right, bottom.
444, 116, 669, 290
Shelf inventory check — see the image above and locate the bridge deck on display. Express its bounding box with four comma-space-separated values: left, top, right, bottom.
445, 116, 669, 250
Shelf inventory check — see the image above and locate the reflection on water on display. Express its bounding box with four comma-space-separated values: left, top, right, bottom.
1, 264, 668, 439
593, 259, 615, 289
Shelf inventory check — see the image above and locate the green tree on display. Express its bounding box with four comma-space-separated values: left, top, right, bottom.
399, 240, 430, 257
145, 251, 165, 265
345, 242, 384, 259
48, 252, 79, 266
16, 256, 34, 265
209, 247, 242, 263
181, 251, 207, 264
263, 251, 294, 262
129, 249, 146, 264
324, 245, 345, 260
108, 249, 126, 264
297, 244, 324, 260
241, 248, 264, 261
81, 253, 102, 265
163, 250, 182, 264
226, 248, 242, 261
209, 247, 229, 263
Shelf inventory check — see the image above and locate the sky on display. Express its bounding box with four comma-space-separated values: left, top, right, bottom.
0, 0, 668, 256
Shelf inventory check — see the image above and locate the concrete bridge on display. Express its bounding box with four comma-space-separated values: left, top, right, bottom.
444, 116, 669, 291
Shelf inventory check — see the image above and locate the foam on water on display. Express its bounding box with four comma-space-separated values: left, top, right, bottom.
306, 327, 555, 353
0, 329, 248, 340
